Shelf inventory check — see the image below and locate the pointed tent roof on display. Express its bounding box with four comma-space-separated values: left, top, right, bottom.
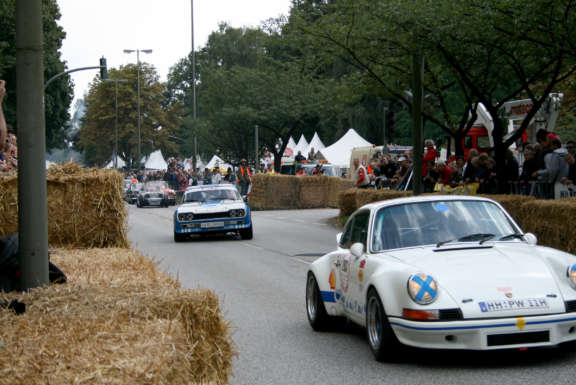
144, 149, 168, 170
320, 128, 372, 168
305, 132, 326, 155
293, 134, 309, 156
205, 155, 233, 170
184, 155, 204, 171
104, 156, 126, 169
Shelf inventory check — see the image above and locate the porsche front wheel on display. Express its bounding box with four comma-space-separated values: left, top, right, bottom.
306, 272, 332, 331
366, 288, 402, 362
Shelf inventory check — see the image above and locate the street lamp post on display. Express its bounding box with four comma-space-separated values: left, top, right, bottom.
104, 78, 128, 169
123, 48, 152, 169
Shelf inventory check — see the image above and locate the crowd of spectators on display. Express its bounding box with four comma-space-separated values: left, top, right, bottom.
352, 130, 576, 198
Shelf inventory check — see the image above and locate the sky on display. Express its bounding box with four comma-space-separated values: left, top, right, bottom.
56, 0, 292, 109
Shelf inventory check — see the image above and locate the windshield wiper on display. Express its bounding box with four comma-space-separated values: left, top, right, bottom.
457, 233, 495, 244
499, 233, 524, 241
436, 239, 454, 248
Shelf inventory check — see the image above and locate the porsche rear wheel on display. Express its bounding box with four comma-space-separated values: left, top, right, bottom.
366, 288, 402, 362
306, 272, 332, 331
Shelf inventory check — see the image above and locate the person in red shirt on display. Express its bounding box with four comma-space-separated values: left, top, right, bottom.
422, 139, 438, 177
435, 161, 453, 185
353, 159, 370, 188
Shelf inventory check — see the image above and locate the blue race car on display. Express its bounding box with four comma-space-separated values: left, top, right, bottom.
173, 184, 253, 242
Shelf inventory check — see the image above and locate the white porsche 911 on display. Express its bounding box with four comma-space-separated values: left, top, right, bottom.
306, 195, 576, 361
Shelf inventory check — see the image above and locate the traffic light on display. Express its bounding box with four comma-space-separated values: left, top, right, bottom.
99, 57, 107, 80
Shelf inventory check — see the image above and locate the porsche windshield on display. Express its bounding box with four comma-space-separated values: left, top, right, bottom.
372, 200, 518, 251
183, 189, 241, 203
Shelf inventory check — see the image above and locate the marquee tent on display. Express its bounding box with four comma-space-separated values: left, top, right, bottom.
320, 128, 372, 168
305, 132, 326, 156
144, 149, 168, 170
293, 134, 309, 156
205, 155, 233, 171
104, 156, 126, 169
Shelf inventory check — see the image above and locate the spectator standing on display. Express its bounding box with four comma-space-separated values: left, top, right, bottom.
202, 168, 212, 185
519, 147, 538, 195
266, 163, 276, 174
463, 148, 479, 183
501, 149, 520, 194
353, 158, 370, 188
295, 151, 306, 164
534, 138, 569, 198
238, 159, 252, 195
211, 168, 222, 184
257, 163, 267, 174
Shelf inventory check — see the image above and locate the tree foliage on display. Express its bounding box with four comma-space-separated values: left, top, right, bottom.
79, 64, 179, 167
0, 0, 73, 149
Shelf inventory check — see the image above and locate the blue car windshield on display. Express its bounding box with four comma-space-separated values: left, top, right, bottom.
371, 200, 518, 251
184, 189, 241, 203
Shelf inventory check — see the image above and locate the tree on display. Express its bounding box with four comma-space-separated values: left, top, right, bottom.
79, 64, 179, 167
288, 0, 576, 178
0, 0, 73, 149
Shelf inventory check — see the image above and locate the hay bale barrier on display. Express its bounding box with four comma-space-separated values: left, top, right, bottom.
0, 162, 128, 248
249, 174, 356, 210
0, 248, 235, 385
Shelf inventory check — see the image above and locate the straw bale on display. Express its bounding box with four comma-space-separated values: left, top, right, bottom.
517, 199, 576, 255
327, 178, 354, 208
298, 176, 331, 209
250, 174, 299, 210
0, 248, 235, 385
0, 162, 128, 248
339, 189, 358, 217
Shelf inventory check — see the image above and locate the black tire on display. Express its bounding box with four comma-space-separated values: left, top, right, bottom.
240, 225, 253, 240
174, 232, 186, 242
306, 272, 333, 331
366, 288, 403, 362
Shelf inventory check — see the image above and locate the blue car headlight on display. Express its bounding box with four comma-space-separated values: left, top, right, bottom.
178, 212, 194, 222
407, 273, 438, 305
229, 209, 245, 218
567, 265, 576, 289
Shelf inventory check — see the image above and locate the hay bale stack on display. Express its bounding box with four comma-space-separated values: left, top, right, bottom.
298, 176, 331, 209
0, 248, 235, 385
327, 178, 354, 208
518, 199, 576, 255
250, 174, 299, 210
0, 162, 127, 248
339, 189, 358, 217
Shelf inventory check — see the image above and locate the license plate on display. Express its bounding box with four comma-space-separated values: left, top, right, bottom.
478, 298, 549, 313
201, 221, 225, 228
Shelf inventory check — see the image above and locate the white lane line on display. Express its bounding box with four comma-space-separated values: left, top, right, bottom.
292, 257, 312, 265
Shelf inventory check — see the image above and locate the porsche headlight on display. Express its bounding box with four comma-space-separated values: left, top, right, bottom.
407, 273, 438, 305
229, 209, 245, 218
567, 265, 576, 289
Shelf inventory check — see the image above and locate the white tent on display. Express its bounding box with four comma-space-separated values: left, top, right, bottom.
144, 149, 168, 170
205, 155, 233, 170
184, 155, 204, 171
293, 134, 309, 157
305, 132, 326, 156
283, 136, 297, 157
104, 156, 126, 169
320, 128, 372, 168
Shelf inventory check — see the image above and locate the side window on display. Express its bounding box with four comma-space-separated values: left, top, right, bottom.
350, 211, 370, 247
340, 217, 355, 249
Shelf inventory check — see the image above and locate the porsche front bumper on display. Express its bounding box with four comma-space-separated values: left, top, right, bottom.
389, 313, 576, 350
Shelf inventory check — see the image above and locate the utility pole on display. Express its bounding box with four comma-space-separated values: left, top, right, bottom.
412, 51, 424, 196
191, 0, 198, 172
16, 0, 49, 289
255, 125, 259, 166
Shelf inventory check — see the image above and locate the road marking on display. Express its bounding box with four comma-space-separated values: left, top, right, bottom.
292, 257, 312, 265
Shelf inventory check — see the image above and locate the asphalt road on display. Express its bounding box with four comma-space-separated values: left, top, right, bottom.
127, 205, 576, 385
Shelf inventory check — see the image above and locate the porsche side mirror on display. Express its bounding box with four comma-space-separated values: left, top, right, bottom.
351, 242, 364, 259
524, 233, 537, 245
336, 232, 343, 245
